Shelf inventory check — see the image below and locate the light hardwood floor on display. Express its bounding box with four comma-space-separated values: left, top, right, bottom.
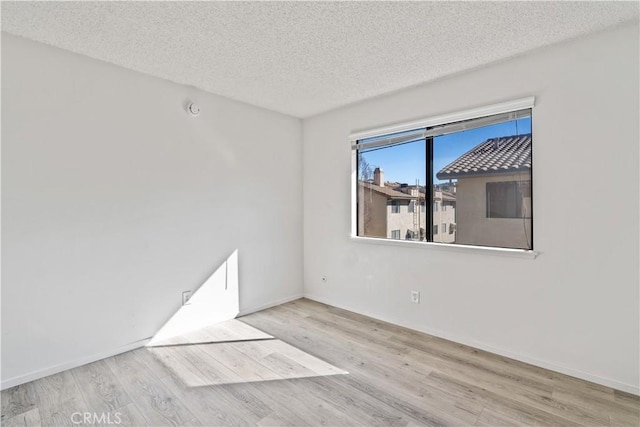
147, 319, 275, 347
2, 298, 638, 426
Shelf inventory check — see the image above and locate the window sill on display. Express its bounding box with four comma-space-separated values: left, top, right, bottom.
349, 236, 538, 259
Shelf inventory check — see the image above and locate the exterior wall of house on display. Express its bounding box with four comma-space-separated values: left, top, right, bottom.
359, 190, 457, 242
456, 173, 532, 249
361, 195, 456, 242
432, 202, 456, 243
386, 200, 426, 239
357, 187, 387, 238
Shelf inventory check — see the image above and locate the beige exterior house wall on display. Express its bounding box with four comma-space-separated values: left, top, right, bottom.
432, 196, 456, 244
358, 184, 457, 242
386, 200, 426, 239
357, 186, 388, 238
455, 173, 532, 249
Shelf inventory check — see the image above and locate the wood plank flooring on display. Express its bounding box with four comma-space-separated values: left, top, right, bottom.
2, 298, 638, 426
147, 319, 275, 347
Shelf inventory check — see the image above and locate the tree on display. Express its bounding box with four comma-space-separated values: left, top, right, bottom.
358, 152, 373, 181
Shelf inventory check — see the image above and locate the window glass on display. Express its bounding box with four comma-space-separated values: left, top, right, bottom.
355, 108, 532, 250
357, 136, 425, 240
434, 116, 532, 249
486, 182, 532, 218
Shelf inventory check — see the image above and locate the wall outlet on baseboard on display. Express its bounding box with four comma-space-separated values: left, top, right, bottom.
411, 290, 420, 304
182, 291, 192, 305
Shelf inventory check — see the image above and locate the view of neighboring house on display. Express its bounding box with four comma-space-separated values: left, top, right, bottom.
432, 187, 456, 243
358, 168, 456, 242
436, 134, 532, 250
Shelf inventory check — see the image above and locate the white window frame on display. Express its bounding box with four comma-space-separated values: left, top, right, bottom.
350, 97, 538, 259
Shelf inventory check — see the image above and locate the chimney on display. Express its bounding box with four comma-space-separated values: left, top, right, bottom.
373, 168, 384, 187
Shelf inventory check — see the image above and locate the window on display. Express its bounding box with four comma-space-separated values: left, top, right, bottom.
487, 181, 531, 218
354, 98, 533, 251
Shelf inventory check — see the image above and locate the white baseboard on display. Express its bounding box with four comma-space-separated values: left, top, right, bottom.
239, 293, 304, 317
304, 294, 640, 396
0, 338, 150, 390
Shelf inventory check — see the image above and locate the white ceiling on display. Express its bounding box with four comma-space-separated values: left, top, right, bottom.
2, 1, 638, 118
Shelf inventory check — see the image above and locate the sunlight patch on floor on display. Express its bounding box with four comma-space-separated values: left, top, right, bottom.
146, 338, 347, 387
147, 318, 274, 347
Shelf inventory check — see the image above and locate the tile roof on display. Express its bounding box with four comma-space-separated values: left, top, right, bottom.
359, 182, 456, 202
359, 182, 417, 200
436, 134, 532, 180
440, 191, 456, 202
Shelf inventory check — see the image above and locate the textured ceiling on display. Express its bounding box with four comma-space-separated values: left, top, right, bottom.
2, 1, 638, 118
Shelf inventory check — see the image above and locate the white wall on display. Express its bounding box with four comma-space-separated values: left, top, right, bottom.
303, 23, 639, 394
1, 34, 303, 387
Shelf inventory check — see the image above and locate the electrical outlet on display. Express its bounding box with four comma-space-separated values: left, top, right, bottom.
411, 290, 420, 304
182, 291, 192, 305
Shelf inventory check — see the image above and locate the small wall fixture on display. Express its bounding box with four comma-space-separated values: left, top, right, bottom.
187, 102, 200, 117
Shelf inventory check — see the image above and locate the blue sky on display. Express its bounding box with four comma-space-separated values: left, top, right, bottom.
359, 118, 531, 185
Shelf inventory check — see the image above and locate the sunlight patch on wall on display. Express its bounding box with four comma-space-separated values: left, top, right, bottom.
148, 250, 242, 347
